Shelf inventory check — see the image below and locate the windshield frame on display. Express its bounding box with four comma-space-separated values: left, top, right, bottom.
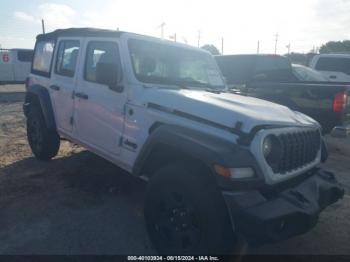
127, 38, 226, 90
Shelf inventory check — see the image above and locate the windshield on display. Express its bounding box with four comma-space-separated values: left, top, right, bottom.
293, 65, 327, 81
128, 39, 225, 89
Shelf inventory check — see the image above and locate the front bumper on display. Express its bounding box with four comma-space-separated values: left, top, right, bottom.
222, 168, 344, 244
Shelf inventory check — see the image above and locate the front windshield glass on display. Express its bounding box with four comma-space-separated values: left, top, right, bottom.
128, 39, 225, 89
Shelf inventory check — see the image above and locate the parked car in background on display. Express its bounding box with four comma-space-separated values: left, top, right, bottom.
292, 64, 327, 82
0, 48, 33, 84
310, 54, 350, 82
215, 54, 350, 136
23, 28, 344, 254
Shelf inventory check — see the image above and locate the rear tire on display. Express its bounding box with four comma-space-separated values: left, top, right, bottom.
144, 163, 237, 255
26, 103, 60, 161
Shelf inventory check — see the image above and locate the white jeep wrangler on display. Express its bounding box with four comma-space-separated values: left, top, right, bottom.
24, 28, 344, 254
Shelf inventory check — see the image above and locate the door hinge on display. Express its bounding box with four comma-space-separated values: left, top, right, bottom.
69, 116, 74, 125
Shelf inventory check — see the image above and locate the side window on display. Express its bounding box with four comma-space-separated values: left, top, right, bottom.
85, 41, 121, 83
316, 57, 350, 75
32, 41, 55, 75
55, 40, 80, 77
17, 50, 34, 62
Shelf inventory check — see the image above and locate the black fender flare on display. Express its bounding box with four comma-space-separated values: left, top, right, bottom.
24, 84, 57, 130
133, 124, 264, 188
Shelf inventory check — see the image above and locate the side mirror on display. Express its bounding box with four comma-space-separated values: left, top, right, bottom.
96, 62, 123, 92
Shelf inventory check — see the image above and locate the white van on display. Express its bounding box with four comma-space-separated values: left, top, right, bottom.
310, 54, 350, 82
0, 49, 33, 84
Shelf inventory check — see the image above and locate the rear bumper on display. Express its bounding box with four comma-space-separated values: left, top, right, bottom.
222, 169, 344, 244
331, 125, 350, 138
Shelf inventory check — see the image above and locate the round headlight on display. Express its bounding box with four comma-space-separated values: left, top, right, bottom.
263, 135, 282, 167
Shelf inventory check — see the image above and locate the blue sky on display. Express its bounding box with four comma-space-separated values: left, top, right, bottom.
1, 0, 350, 54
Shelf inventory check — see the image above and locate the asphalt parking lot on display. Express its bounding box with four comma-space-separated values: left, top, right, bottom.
0, 88, 349, 255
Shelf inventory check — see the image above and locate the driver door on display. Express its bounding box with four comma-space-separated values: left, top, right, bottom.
74, 39, 126, 156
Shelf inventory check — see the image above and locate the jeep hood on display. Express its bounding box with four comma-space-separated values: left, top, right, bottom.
144, 88, 318, 133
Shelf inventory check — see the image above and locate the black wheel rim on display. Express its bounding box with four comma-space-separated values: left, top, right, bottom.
154, 191, 202, 251
28, 118, 43, 152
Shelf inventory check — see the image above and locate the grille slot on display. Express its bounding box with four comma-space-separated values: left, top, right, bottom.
272, 130, 321, 174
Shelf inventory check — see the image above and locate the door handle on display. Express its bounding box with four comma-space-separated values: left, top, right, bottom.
329, 75, 337, 79
49, 85, 60, 91
74, 92, 89, 100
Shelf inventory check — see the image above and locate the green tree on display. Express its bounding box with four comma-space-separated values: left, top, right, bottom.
201, 44, 221, 55
319, 40, 350, 54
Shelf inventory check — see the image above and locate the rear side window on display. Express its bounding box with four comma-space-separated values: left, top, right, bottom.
254, 56, 295, 81
17, 50, 34, 62
315, 57, 350, 75
255, 56, 291, 73
84, 41, 121, 83
215, 56, 255, 84
55, 40, 80, 77
32, 41, 55, 75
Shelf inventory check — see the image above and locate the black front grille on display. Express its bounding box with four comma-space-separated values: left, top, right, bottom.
272, 130, 321, 174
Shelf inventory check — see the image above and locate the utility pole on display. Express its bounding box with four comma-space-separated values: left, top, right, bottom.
257, 40, 260, 54
197, 30, 201, 48
274, 33, 279, 54
286, 43, 291, 55
157, 22, 166, 39
41, 19, 46, 34
221, 37, 224, 55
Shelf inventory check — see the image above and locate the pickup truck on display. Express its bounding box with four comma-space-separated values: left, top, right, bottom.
215, 54, 350, 136
310, 53, 350, 82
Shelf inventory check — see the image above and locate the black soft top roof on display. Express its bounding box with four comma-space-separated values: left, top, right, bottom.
36, 28, 126, 41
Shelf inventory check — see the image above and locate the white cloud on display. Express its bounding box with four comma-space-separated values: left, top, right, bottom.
38, 3, 76, 30
14, 11, 36, 22
9, 0, 350, 53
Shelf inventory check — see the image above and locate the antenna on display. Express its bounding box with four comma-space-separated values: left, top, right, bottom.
41, 19, 46, 34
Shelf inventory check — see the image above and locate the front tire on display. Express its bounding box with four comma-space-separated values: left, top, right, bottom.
144, 163, 237, 255
26, 103, 60, 161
